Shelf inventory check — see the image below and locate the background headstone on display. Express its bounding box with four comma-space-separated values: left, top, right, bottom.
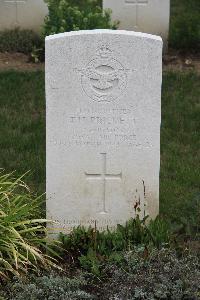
103, 0, 170, 48
46, 30, 162, 234
0, 0, 48, 32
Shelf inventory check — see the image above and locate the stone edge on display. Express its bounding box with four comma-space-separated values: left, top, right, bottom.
45, 29, 163, 43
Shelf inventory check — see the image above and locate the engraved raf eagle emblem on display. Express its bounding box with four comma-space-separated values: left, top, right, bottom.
80, 66, 119, 91
77, 44, 128, 102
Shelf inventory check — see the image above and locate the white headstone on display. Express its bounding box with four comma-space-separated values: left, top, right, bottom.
0, 0, 48, 32
46, 30, 162, 234
103, 0, 170, 48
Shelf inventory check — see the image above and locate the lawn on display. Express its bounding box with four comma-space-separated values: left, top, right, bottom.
0, 70, 199, 228
161, 71, 200, 228
0, 71, 45, 194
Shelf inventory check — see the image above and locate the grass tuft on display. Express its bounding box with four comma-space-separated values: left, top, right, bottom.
0, 171, 59, 279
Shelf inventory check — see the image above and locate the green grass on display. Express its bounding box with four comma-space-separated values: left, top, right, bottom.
161, 72, 200, 228
0, 71, 45, 194
0, 70, 199, 227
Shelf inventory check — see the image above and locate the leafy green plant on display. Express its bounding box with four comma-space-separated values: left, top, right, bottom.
79, 248, 101, 276
148, 217, 170, 249
60, 216, 170, 275
0, 171, 58, 279
43, 0, 118, 36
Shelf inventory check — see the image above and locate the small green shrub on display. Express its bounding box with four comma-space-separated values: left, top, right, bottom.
0, 172, 57, 279
60, 216, 170, 275
43, 0, 118, 36
0, 28, 43, 54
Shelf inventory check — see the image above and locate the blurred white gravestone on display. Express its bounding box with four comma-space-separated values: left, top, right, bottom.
46, 30, 162, 234
0, 0, 48, 32
103, 0, 170, 48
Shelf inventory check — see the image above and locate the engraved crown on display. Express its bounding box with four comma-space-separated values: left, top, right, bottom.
98, 44, 112, 58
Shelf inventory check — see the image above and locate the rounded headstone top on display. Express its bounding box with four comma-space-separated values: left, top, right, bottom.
45, 29, 163, 43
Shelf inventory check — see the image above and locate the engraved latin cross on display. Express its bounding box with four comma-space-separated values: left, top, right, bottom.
85, 153, 122, 214
125, 0, 148, 28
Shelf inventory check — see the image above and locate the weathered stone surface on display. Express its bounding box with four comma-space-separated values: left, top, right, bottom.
0, 0, 48, 32
46, 30, 162, 234
103, 0, 170, 48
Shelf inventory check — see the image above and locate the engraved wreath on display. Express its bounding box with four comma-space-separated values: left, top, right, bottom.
78, 44, 128, 102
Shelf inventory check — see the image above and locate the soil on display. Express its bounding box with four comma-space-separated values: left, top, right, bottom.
0, 52, 44, 71
0, 50, 200, 73
163, 49, 200, 74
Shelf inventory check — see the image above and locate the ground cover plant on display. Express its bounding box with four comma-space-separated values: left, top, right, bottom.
99, 248, 200, 299
0, 274, 93, 300
0, 249, 199, 299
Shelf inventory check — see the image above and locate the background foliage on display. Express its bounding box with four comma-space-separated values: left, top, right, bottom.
43, 0, 118, 36
0, 28, 42, 54
0, 0, 199, 54
169, 0, 200, 51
